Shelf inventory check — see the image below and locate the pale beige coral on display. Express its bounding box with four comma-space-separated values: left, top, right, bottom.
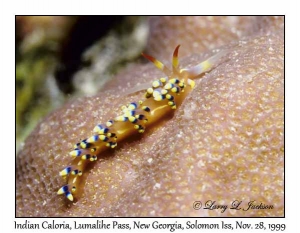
16, 16, 284, 217
147, 16, 283, 60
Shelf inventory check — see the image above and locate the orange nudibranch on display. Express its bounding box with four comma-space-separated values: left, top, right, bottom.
57, 45, 226, 201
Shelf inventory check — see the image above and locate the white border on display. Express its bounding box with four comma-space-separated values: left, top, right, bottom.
1, 0, 299, 232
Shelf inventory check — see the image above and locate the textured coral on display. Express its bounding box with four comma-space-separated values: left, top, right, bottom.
16, 16, 284, 217
147, 16, 283, 60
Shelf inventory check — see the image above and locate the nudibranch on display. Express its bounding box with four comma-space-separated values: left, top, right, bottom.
57, 45, 226, 201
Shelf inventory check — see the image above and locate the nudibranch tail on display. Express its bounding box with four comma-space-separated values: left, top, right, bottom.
58, 45, 226, 201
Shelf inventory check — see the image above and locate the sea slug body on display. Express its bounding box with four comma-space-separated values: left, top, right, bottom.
57, 45, 226, 201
